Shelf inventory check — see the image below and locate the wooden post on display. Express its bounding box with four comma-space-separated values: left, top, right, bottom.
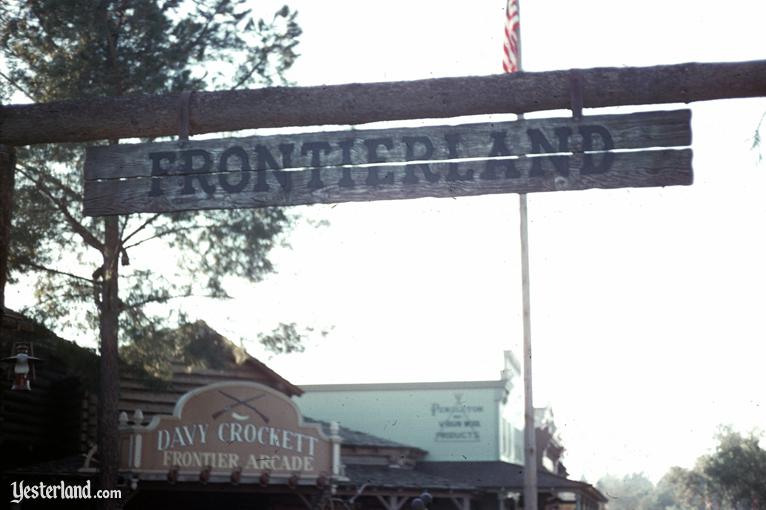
452, 496, 471, 510
375, 495, 408, 510
0, 144, 15, 319
329, 421, 342, 476
97, 214, 120, 509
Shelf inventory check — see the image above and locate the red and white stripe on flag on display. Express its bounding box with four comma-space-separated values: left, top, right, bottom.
503, 0, 520, 73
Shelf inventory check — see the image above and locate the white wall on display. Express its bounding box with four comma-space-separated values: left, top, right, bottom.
295, 381, 520, 462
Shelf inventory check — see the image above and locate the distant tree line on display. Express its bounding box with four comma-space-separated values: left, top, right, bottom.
597, 428, 766, 510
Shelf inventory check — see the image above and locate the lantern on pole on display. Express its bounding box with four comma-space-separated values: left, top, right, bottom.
2, 342, 41, 391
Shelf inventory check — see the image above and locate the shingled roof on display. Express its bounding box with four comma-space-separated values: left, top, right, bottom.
119, 321, 304, 420
343, 464, 474, 491
417, 461, 607, 502
306, 418, 426, 451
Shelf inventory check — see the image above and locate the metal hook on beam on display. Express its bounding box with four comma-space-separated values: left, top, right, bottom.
177, 90, 193, 144
569, 70, 583, 120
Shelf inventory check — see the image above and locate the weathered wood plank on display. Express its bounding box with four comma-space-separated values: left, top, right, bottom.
119, 390, 181, 405
84, 110, 691, 181
83, 149, 692, 216
2, 419, 47, 436
118, 401, 176, 416
0, 145, 15, 316
2, 60, 764, 146
0, 406, 50, 426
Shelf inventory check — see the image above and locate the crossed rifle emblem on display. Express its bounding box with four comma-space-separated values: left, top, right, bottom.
211, 390, 270, 422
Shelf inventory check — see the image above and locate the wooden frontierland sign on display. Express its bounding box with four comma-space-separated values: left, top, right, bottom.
119, 381, 339, 483
83, 109, 692, 215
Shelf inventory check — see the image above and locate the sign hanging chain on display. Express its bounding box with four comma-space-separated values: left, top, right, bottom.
570, 70, 584, 120
178, 90, 193, 144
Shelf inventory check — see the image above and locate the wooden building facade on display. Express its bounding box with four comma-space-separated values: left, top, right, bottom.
1, 315, 605, 510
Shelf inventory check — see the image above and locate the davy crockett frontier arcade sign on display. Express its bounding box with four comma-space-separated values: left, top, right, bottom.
119, 382, 338, 482
83, 109, 692, 216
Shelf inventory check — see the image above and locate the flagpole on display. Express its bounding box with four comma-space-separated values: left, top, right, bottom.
520, 192, 537, 510
503, 1, 537, 509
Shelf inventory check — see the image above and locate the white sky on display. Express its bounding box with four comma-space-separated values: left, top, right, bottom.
211, 0, 766, 483
8, 0, 766, 485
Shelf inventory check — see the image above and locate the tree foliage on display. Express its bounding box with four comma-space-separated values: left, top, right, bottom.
672, 428, 766, 509
597, 473, 656, 510
0, 0, 307, 369
597, 429, 766, 510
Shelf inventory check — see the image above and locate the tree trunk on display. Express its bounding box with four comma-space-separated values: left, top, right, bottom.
0, 145, 14, 318
97, 215, 121, 509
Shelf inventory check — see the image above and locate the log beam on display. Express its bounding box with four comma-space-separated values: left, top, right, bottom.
1, 60, 765, 146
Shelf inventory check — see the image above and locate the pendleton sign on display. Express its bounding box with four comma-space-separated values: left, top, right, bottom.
119, 382, 337, 482
83, 110, 692, 215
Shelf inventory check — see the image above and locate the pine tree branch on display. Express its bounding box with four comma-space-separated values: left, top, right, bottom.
19, 260, 96, 284
16, 166, 105, 253
119, 214, 129, 235
122, 291, 198, 311
121, 213, 162, 247
28, 3, 64, 55
122, 223, 209, 250
19, 162, 122, 264
231, 55, 267, 90
17, 160, 133, 267
183, 0, 230, 59
26, 292, 82, 317
18, 162, 80, 202
0, 69, 38, 102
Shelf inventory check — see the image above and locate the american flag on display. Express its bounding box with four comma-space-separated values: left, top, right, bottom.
502, 0, 521, 73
